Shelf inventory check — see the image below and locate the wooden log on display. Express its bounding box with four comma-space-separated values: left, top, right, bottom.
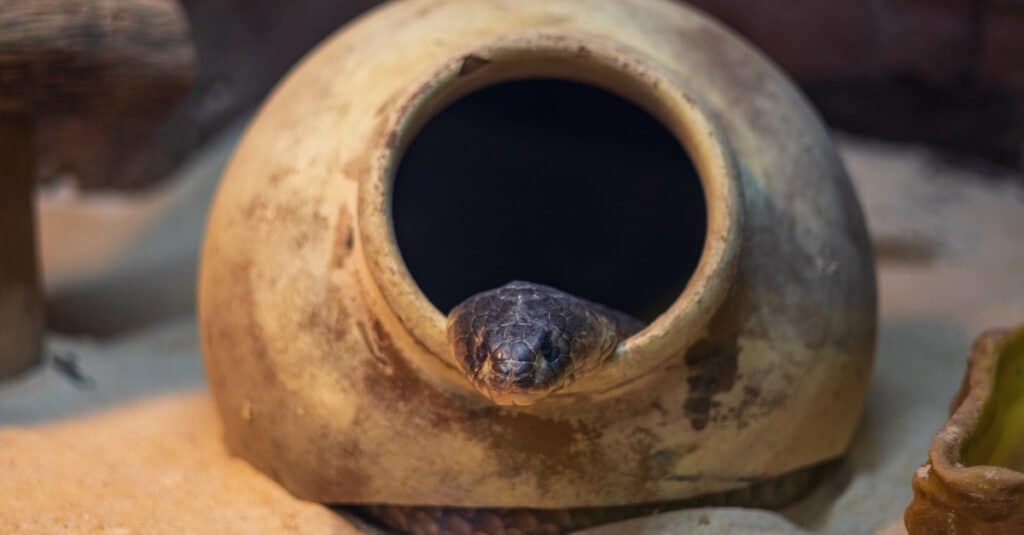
0, 0, 194, 114
0, 117, 43, 378
0, 0, 193, 378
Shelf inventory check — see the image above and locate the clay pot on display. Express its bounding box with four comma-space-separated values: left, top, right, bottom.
199, 0, 876, 508
906, 327, 1024, 533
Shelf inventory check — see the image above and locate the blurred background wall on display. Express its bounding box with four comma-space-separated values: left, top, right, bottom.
77, 0, 1024, 193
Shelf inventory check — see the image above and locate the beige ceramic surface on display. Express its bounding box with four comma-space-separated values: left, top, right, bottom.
199, 0, 876, 508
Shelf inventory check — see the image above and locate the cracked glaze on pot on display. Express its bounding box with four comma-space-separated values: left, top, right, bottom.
199, 0, 876, 508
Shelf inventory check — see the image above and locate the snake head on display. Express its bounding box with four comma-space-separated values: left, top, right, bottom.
447, 281, 634, 406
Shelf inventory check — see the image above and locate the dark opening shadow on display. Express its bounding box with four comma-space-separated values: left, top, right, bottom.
393, 79, 707, 320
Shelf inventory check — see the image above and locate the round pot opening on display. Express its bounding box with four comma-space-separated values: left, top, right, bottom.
392, 78, 707, 322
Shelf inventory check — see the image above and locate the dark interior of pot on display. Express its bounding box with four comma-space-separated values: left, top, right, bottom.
393, 79, 707, 321
964, 328, 1024, 470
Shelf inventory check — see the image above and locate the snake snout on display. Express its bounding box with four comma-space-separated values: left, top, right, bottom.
473, 334, 570, 406
447, 281, 629, 406
487, 346, 540, 387
492, 340, 560, 384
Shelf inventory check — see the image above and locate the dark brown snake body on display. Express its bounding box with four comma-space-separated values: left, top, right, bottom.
348, 282, 824, 534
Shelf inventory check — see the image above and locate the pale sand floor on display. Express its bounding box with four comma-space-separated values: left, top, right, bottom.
3, 127, 1023, 534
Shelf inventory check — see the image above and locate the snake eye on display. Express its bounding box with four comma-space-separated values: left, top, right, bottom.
539, 335, 563, 365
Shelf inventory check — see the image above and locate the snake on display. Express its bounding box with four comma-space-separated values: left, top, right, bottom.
447, 281, 646, 407
349, 281, 824, 534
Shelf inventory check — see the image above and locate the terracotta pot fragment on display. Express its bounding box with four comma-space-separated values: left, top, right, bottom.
906, 326, 1024, 534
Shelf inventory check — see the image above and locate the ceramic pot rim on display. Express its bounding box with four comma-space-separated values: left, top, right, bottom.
925, 326, 1024, 492
358, 31, 744, 397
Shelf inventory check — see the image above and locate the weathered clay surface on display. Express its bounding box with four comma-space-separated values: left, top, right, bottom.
199, 0, 875, 508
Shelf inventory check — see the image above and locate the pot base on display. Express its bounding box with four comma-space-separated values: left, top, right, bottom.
355, 460, 834, 534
